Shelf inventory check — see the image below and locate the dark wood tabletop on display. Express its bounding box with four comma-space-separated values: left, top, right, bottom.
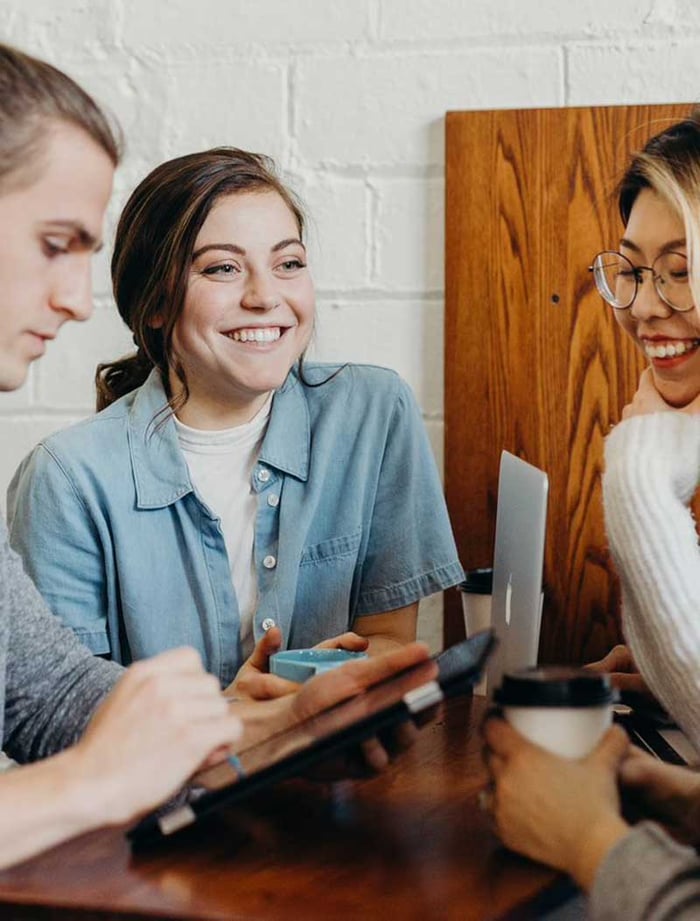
0, 696, 574, 921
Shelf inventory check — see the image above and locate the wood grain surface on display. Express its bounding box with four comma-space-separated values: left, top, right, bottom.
0, 698, 570, 921
445, 104, 691, 663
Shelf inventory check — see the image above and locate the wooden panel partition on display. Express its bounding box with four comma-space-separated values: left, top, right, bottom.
444, 104, 689, 663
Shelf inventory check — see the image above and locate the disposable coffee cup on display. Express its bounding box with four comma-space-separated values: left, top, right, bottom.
459, 568, 493, 637
493, 667, 616, 759
460, 569, 492, 695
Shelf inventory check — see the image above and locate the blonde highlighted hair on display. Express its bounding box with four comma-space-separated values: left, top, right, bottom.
618, 109, 700, 307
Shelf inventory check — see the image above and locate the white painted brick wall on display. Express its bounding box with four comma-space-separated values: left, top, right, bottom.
0, 0, 697, 651
373, 178, 444, 292
295, 49, 562, 167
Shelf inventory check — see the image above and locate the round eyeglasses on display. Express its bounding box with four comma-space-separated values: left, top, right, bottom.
589, 250, 694, 313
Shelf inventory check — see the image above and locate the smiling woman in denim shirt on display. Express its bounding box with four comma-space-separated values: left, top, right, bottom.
7, 148, 463, 695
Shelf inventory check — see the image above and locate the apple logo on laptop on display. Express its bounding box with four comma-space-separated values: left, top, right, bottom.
505, 574, 513, 626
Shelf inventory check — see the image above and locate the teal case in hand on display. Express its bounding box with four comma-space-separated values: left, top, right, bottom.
270, 648, 368, 683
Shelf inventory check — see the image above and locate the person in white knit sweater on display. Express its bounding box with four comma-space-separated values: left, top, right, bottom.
483, 112, 700, 919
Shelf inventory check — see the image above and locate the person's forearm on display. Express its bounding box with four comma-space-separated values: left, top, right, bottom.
570, 816, 631, 891
0, 748, 112, 868
354, 604, 418, 655
363, 635, 405, 656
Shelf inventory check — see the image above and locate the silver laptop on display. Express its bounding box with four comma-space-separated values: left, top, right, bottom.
482, 453, 700, 765
486, 451, 549, 693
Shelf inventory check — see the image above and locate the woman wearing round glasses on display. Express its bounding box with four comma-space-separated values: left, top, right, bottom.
587, 115, 700, 750
591, 158, 700, 410
482, 113, 700, 919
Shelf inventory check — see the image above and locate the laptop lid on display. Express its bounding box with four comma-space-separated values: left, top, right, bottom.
486, 451, 549, 692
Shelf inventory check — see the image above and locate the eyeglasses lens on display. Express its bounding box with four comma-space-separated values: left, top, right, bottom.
655, 252, 693, 311
593, 252, 635, 308
593, 251, 693, 312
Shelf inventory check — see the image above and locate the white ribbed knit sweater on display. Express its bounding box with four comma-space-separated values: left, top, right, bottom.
603, 412, 700, 748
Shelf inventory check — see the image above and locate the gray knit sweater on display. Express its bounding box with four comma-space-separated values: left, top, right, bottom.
590, 823, 700, 920
0, 516, 121, 762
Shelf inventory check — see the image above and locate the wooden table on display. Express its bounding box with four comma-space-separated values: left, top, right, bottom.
0, 697, 574, 920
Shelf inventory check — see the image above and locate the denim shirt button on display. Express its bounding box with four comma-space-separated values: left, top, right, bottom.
257, 468, 271, 483
261, 617, 276, 631
267, 494, 279, 508
263, 554, 277, 569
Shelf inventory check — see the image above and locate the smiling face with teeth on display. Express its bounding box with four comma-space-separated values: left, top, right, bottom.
170, 189, 315, 428
614, 188, 700, 408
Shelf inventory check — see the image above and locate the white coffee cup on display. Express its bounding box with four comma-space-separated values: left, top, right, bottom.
460, 569, 493, 695
493, 667, 616, 759
460, 568, 493, 636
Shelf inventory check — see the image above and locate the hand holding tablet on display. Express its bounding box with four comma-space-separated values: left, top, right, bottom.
129, 631, 496, 848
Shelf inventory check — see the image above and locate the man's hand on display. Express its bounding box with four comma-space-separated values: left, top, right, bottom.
620, 746, 700, 846
72, 648, 243, 826
483, 717, 630, 891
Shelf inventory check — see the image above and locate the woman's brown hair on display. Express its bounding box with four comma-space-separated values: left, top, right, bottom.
0, 43, 120, 189
98, 148, 305, 411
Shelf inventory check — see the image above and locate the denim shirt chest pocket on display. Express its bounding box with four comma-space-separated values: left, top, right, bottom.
290, 528, 363, 645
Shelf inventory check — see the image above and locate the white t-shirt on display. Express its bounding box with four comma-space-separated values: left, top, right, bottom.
174, 398, 272, 659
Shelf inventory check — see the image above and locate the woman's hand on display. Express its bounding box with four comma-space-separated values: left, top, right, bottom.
224, 627, 298, 701
620, 747, 700, 846
622, 368, 673, 419
229, 641, 435, 778
313, 632, 370, 653
585, 644, 655, 702
623, 367, 700, 419
71, 648, 243, 827
225, 628, 370, 701
482, 717, 630, 890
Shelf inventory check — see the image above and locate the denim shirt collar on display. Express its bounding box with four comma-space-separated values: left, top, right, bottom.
259, 369, 310, 482
127, 369, 191, 509
127, 367, 310, 509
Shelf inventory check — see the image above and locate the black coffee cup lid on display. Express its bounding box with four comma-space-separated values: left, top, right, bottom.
493, 667, 616, 708
459, 567, 493, 595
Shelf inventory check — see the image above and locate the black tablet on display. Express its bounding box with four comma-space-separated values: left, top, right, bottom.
128, 630, 496, 848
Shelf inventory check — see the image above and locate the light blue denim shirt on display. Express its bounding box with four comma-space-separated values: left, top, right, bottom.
7, 363, 463, 686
